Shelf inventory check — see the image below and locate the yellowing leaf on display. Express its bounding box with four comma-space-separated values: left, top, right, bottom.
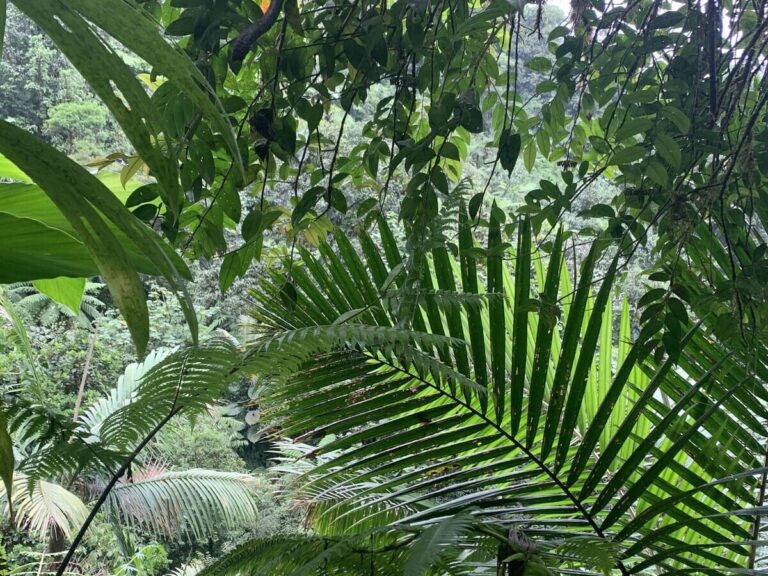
136, 72, 166, 92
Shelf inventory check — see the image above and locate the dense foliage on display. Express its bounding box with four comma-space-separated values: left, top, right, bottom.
1, 0, 768, 574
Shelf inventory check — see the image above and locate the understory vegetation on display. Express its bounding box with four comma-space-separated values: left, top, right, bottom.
1, 0, 768, 574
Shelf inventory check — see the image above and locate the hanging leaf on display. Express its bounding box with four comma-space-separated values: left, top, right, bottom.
655, 133, 681, 169
499, 129, 522, 176
32, 277, 86, 315
0, 120, 197, 354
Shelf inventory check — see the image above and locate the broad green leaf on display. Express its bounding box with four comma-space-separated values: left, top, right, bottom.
523, 140, 537, 171
660, 105, 691, 133
602, 370, 747, 529
649, 10, 685, 29
0, 153, 31, 183
432, 246, 470, 380
583, 324, 704, 504
0, 121, 149, 353
646, 158, 669, 187
526, 56, 552, 72
3, 472, 87, 539
0, 213, 98, 281
32, 277, 86, 315
610, 145, 647, 165
614, 118, 653, 142
453, 0, 515, 37
0, 176, 185, 279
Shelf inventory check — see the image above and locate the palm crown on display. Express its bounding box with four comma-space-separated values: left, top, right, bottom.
201, 210, 768, 575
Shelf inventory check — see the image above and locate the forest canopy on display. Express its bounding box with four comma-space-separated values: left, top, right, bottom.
1, 0, 768, 574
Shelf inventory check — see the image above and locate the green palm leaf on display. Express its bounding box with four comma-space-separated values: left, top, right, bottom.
1, 472, 87, 540
215, 215, 767, 574
104, 469, 259, 541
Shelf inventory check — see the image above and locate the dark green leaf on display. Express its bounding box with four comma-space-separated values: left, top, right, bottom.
649, 11, 685, 29
499, 130, 522, 176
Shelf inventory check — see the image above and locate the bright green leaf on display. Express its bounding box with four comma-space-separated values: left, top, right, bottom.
32, 277, 86, 315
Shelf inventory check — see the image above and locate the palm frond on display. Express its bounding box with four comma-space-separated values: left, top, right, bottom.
98, 337, 241, 450
198, 534, 410, 576
402, 511, 476, 576
104, 469, 259, 542
78, 347, 174, 443
223, 212, 768, 574
1, 472, 87, 539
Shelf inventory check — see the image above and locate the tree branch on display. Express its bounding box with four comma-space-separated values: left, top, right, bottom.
231, 0, 285, 64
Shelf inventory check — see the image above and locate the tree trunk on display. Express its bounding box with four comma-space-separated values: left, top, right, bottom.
72, 333, 96, 422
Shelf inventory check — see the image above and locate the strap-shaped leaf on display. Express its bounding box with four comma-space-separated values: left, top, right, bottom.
579, 322, 703, 501
458, 202, 487, 411
540, 239, 600, 460
13, 0, 243, 215
554, 250, 619, 471
0, 122, 198, 353
602, 373, 748, 529
487, 203, 505, 422
526, 226, 563, 448
0, 121, 149, 353
567, 340, 644, 486
509, 217, 530, 436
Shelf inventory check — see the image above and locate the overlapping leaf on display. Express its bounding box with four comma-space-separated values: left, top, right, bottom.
226, 213, 768, 574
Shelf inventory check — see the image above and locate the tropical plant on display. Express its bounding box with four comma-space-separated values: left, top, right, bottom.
1, 343, 258, 563
1, 0, 767, 573
198, 213, 768, 574
5, 281, 105, 328
0, 0, 246, 352
2, 0, 766, 354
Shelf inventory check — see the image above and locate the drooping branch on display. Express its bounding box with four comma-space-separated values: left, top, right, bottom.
231, 0, 285, 63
